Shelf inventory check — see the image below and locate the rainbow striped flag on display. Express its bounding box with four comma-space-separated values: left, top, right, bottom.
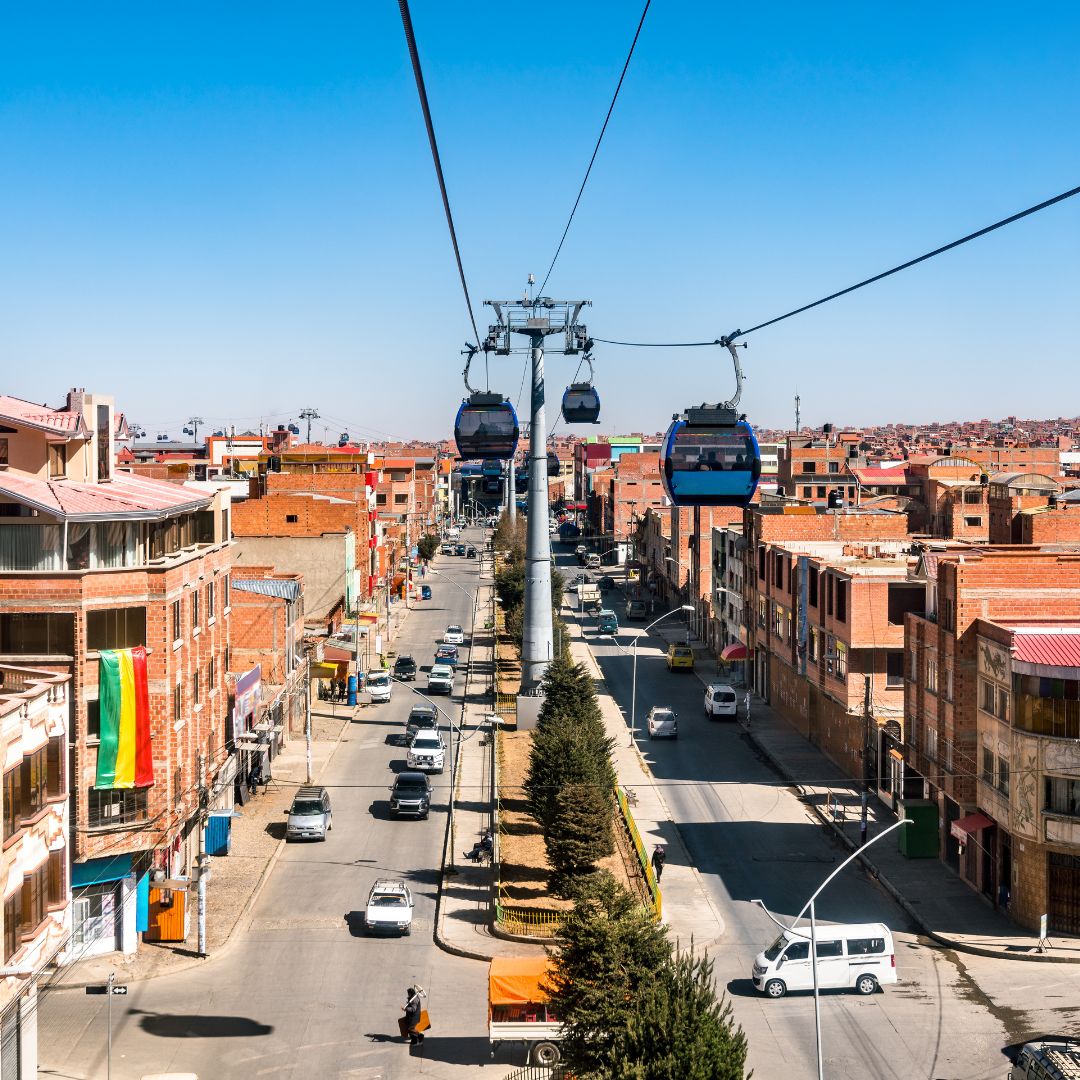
96, 647, 154, 790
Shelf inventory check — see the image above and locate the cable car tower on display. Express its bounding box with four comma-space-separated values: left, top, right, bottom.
483, 293, 591, 691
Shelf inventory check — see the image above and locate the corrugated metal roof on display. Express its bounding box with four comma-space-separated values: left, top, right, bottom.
1011, 631, 1080, 670
233, 578, 302, 602
0, 471, 211, 519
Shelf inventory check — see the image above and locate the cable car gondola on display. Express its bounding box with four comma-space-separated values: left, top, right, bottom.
482, 476, 501, 495
561, 351, 601, 424
515, 471, 528, 495
546, 452, 561, 477
454, 392, 519, 461
481, 458, 503, 477
660, 338, 761, 508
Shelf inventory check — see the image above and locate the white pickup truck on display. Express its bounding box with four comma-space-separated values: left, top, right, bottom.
489, 957, 562, 1067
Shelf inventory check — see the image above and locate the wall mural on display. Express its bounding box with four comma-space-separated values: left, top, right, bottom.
1012, 733, 1039, 839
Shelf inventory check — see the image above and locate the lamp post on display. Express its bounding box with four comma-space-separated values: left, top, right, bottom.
752, 817, 912, 1080
629, 605, 694, 746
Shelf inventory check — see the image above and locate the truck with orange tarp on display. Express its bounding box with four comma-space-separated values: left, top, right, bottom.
488, 956, 563, 1067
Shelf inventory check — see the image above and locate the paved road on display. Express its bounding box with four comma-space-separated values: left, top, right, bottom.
38, 531, 501, 1080
562, 548, 1013, 1080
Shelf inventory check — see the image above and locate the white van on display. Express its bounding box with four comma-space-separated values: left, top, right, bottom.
704, 683, 738, 719
751, 922, 896, 998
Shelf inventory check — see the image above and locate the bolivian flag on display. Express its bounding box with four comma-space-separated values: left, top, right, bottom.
96, 647, 154, 789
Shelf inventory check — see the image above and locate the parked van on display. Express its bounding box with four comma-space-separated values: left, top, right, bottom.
752, 922, 896, 998
584, 553, 601, 570
1009, 1037, 1080, 1080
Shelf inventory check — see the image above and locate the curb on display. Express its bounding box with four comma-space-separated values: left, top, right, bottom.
740, 720, 1080, 965
50, 713, 356, 991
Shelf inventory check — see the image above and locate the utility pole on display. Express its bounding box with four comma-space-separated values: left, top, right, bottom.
862, 673, 873, 847
184, 416, 205, 443
483, 293, 590, 691
299, 407, 320, 444
196, 751, 209, 956
507, 456, 516, 524
304, 655, 313, 783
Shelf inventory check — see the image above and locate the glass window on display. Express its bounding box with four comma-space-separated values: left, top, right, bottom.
173, 682, 181, 723
783, 941, 809, 961
1045, 775, 1080, 817
3, 768, 20, 841
223, 575, 230, 609
0, 613, 75, 656
834, 641, 847, 679
926, 658, 938, 693
87, 788, 148, 829
208, 656, 216, 691
982, 746, 995, 784
980, 679, 997, 714
98, 521, 137, 568
886, 651, 904, 687
86, 607, 146, 652
206, 580, 215, 620
848, 937, 885, 955
925, 726, 938, 760
46, 736, 64, 799
47, 849, 65, 907
172, 598, 182, 641
20, 747, 46, 821
836, 580, 847, 623
21, 863, 46, 937
0, 439, 7, 467
191, 589, 200, 629
3, 892, 20, 962
816, 939, 843, 957
997, 755, 1009, 797
0, 524, 63, 571
48, 443, 66, 478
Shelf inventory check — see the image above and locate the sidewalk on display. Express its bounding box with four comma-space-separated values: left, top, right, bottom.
434, 577, 726, 960
49, 706, 356, 989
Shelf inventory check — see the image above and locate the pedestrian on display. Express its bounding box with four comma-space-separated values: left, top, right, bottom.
651, 843, 666, 882
401, 985, 424, 1045
743, 689, 751, 726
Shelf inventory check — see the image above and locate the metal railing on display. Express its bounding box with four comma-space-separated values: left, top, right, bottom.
504, 1064, 571, 1080
494, 895, 566, 939
615, 785, 662, 921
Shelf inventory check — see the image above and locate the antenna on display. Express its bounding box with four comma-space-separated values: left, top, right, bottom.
795, 392, 801, 434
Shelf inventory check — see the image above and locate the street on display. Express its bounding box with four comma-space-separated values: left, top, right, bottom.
38, 534, 492, 1080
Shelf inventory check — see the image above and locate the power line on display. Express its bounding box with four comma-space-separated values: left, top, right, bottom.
593, 181, 1080, 347
397, 0, 482, 348
537, 0, 651, 297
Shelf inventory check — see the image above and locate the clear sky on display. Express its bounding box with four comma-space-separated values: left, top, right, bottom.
1, 3, 1077, 441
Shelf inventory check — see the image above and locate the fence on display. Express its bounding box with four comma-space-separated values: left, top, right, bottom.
504, 1064, 571, 1080
494, 895, 566, 939
615, 785, 662, 921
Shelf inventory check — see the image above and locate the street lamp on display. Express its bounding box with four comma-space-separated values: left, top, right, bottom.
629, 605, 694, 746
751, 817, 912, 1080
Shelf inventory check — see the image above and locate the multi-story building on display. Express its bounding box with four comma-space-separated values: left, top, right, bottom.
0, 390, 232, 958
904, 548, 1080, 928
709, 523, 745, 662
987, 473, 1062, 544
0, 664, 70, 1077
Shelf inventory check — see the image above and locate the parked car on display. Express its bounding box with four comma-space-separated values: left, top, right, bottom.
393, 654, 417, 681
625, 598, 647, 620
444, 624, 466, 645
441, 543, 454, 555
455, 543, 467, 556
390, 771, 432, 818
598, 575, 616, 592
597, 609, 619, 635
752, 922, 897, 999
704, 682, 737, 719
427, 663, 454, 694
286, 786, 332, 841
574, 543, 587, 559
666, 643, 695, 671
406, 704, 439, 741
466, 547, 477, 559
367, 669, 393, 701
420, 584, 432, 600
435, 643, 459, 667
407, 731, 446, 773
365, 879, 414, 935
646, 707, 678, 739
584, 553, 601, 570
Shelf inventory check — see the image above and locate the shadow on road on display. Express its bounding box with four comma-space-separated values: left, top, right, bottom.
129, 1009, 273, 1038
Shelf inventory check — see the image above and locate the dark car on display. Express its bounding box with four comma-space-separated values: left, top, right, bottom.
420, 584, 432, 600
455, 543, 466, 556
406, 704, 439, 741
598, 575, 616, 592
435, 643, 459, 667
390, 771, 432, 819
466, 547, 477, 559
393, 654, 417, 681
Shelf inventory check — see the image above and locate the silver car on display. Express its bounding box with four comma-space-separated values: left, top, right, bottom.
286, 786, 332, 841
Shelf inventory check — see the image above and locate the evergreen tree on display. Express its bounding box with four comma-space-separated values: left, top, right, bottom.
546, 782, 615, 897
546, 874, 670, 1079
613, 947, 750, 1080
417, 534, 439, 562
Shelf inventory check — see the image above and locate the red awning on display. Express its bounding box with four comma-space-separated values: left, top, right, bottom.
950, 811, 994, 842
720, 643, 749, 662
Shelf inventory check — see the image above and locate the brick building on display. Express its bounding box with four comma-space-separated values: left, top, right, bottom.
904, 549, 1080, 929
0, 390, 232, 958
987, 473, 1062, 544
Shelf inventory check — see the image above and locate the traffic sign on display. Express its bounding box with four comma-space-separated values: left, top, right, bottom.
85, 984, 127, 995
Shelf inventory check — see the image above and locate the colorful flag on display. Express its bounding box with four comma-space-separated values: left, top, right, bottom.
96, 646, 154, 789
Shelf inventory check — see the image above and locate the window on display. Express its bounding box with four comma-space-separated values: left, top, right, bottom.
173, 766, 183, 809
191, 589, 200, 630
376, 494, 387, 507
172, 599, 182, 641
757, 598, 767, 629
173, 682, 181, 723
772, 603, 784, 637
943, 664, 953, 702
774, 553, 784, 590
886, 652, 904, 687
86, 607, 146, 652
0, 612, 75, 656
980, 679, 997, 714
394, 494, 408, 505
1045, 775, 1080, 818
46, 737, 63, 799
757, 547, 766, 581
925, 725, 938, 760
786, 608, 793, 642
982, 746, 995, 785
20, 747, 46, 822
941, 597, 955, 633
997, 688, 1009, 722
803, 461, 817, 474
803, 487, 812, 498
206, 580, 215, 620
86, 699, 100, 741
223, 574, 230, 609
827, 575, 834, 616
816, 486, 826, 499
943, 738, 954, 773
21, 863, 46, 938
784, 941, 809, 961
828, 461, 839, 474
808, 567, 819, 608
4, 892, 20, 961
0, 438, 7, 467
3, 768, 19, 841
809, 627, 819, 663
285, 514, 299, 523
816, 939, 843, 957
848, 937, 885, 955
964, 516, 983, 528
47, 849, 65, 907
835, 579, 847, 623
997, 755, 1009, 797
87, 787, 148, 829
48, 443, 66, 478
193, 669, 201, 706
834, 641, 847, 679
908, 646, 917, 680
926, 657, 938, 694
207, 656, 216, 691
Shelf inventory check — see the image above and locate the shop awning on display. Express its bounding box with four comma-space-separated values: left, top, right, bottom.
720, 643, 749, 661
72, 853, 133, 888
950, 811, 994, 842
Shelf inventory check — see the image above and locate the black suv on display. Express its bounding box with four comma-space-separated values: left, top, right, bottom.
390, 771, 432, 818
406, 704, 439, 742
393, 654, 417, 681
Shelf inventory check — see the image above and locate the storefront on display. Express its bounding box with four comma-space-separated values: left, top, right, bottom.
68, 854, 138, 959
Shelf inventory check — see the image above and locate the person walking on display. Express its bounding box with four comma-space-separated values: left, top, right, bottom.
651, 843, 666, 882
743, 689, 751, 726
401, 985, 424, 1045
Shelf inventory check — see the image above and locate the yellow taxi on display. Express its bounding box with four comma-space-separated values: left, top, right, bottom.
666, 643, 695, 672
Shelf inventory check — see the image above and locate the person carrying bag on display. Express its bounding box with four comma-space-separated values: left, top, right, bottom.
399, 984, 429, 1045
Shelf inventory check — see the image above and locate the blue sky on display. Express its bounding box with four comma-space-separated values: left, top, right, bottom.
1, 3, 1077, 441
